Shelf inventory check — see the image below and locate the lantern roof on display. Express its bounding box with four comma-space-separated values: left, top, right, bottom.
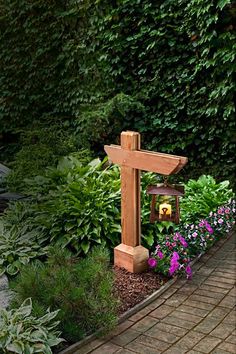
147, 184, 184, 196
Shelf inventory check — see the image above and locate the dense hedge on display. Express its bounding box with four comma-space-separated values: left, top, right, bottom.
94, 0, 236, 182
0, 0, 235, 186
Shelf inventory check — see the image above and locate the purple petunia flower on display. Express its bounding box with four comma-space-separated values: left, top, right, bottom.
148, 258, 157, 268
172, 251, 180, 260
204, 221, 213, 234
179, 235, 188, 248
169, 251, 180, 276
169, 264, 177, 275
185, 264, 192, 279
157, 251, 164, 259
169, 260, 179, 275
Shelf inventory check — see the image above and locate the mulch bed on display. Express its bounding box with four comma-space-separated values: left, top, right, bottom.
113, 266, 169, 315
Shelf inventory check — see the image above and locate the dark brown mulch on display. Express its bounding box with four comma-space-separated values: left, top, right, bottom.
113, 266, 169, 315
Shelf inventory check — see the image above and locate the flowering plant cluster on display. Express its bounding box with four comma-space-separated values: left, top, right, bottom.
148, 199, 235, 279
148, 232, 192, 279
184, 199, 236, 256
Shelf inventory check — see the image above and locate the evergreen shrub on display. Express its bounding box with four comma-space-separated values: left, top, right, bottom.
10, 246, 118, 342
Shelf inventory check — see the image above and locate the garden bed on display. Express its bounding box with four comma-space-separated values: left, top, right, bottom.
113, 266, 169, 315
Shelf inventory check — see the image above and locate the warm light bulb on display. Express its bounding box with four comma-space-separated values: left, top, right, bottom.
159, 203, 172, 217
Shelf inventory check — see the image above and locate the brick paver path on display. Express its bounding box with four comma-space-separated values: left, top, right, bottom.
76, 233, 236, 354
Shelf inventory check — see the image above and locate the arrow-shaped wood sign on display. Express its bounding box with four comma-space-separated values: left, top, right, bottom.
104, 145, 187, 175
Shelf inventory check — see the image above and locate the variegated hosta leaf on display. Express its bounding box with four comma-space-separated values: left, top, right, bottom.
0, 298, 64, 353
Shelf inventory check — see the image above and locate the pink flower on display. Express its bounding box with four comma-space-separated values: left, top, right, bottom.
157, 251, 164, 259
169, 264, 177, 275
192, 232, 198, 238
166, 241, 171, 247
172, 251, 179, 260
204, 221, 213, 234
169, 251, 180, 275
179, 236, 188, 247
186, 265, 192, 279
169, 259, 179, 275
148, 258, 157, 268
172, 242, 177, 247
225, 208, 230, 214
218, 218, 224, 224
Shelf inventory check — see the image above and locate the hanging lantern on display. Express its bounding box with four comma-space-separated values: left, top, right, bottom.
147, 178, 184, 224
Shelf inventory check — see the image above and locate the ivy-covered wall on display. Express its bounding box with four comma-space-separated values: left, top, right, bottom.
0, 0, 235, 186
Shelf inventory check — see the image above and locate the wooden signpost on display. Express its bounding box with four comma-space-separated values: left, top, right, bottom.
105, 131, 187, 273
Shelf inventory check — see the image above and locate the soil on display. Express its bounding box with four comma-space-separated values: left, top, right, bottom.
113, 266, 169, 315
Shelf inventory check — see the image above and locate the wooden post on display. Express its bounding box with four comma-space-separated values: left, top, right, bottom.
104, 131, 187, 273
114, 132, 149, 272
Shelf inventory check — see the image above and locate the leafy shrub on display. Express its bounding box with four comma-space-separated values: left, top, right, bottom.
0, 298, 63, 354
2, 149, 234, 276
33, 157, 122, 254
181, 175, 234, 223
95, 0, 236, 186
75, 93, 145, 152
10, 247, 118, 342
6, 123, 79, 192
0, 220, 47, 276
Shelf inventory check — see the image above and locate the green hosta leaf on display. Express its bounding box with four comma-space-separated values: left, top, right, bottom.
217, 0, 231, 10
6, 341, 24, 354
0, 298, 63, 353
81, 240, 90, 254
6, 263, 19, 276
16, 298, 32, 317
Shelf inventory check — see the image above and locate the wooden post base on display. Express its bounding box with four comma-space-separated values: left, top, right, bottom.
114, 243, 149, 273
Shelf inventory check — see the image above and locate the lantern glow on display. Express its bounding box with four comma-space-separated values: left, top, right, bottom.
147, 180, 184, 224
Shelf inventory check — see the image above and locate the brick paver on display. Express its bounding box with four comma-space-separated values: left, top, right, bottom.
76, 233, 236, 353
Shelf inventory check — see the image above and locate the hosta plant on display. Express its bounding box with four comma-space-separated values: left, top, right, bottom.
0, 221, 47, 276
180, 175, 234, 223
0, 298, 63, 354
